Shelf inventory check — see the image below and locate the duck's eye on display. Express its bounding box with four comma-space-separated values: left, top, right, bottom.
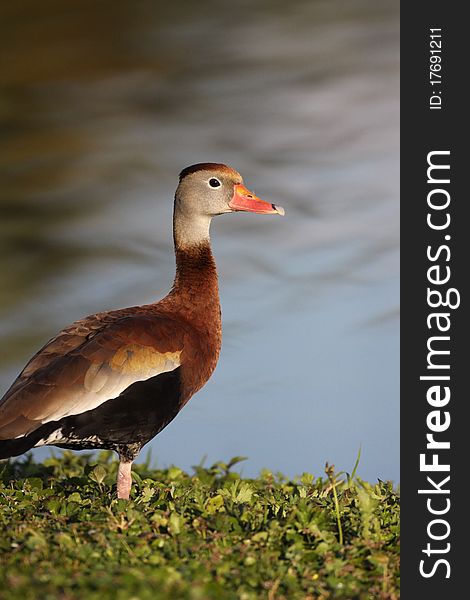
209, 178, 221, 188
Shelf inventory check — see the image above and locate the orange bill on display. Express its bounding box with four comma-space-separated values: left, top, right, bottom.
229, 184, 285, 215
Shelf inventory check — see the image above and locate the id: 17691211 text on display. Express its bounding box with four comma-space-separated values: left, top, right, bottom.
429, 28, 443, 110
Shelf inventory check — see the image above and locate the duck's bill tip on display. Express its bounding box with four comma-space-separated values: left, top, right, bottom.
229, 184, 285, 216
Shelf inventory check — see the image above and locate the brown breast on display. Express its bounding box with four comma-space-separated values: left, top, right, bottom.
157, 241, 222, 404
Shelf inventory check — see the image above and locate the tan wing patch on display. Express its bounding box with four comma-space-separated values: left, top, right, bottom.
109, 345, 181, 376
82, 345, 181, 395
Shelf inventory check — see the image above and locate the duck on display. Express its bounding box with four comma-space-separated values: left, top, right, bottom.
0, 163, 284, 499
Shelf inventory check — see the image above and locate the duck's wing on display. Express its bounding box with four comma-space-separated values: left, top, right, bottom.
0, 310, 193, 440
4, 311, 117, 397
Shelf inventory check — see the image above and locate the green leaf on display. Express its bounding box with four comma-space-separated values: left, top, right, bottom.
168, 512, 184, 536
89, 465, 107, 485
205, 494, 225, 514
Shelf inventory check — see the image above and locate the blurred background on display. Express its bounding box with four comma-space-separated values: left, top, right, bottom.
0, 0, 399, 482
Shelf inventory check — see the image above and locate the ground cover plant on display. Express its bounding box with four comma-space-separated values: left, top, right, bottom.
0, 452, 399, 599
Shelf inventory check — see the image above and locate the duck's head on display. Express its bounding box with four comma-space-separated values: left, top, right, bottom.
173, 163, 284, 248
175, 163, 285, 219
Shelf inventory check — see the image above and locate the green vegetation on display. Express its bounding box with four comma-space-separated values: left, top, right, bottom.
0, 452, 399, 600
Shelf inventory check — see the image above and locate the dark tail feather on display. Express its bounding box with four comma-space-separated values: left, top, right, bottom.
0, 420, 61, 459
0, 435, 38, 460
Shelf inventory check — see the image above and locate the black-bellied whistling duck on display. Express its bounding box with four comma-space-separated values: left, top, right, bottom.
0, 163, 284, 499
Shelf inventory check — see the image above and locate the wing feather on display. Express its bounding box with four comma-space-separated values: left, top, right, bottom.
0, 310, 190, 439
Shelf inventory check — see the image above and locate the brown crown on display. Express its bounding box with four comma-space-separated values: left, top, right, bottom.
179, 162, 240, 181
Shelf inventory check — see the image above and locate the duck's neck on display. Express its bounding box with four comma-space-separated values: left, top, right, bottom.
173, 209, 211, 250
172, 242, 218, 299
165, 212, 220, 330
168, 242, 220, 329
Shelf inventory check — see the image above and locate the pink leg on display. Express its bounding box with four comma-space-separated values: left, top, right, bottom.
117, 460, 133, 499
